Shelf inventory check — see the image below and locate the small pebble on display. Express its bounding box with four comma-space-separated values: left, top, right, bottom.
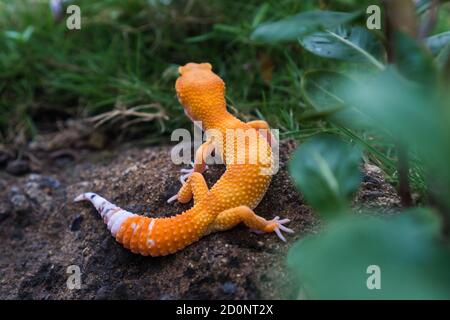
6, 159, 30, 176
28, 174, 61, 189
10, 193, 30, 213
221, 281, 237, 295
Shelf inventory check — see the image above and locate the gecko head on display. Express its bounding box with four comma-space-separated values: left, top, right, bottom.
175, 62, 226, 122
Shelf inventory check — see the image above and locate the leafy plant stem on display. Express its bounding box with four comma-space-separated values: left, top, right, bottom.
324, 30, 385, 70
419, 0, 440, 39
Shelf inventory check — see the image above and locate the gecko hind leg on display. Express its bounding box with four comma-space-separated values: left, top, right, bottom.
207, 206, 294, 242
167, 172, 209, 204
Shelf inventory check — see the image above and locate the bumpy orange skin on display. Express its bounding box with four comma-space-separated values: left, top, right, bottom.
114, 62, 274, 256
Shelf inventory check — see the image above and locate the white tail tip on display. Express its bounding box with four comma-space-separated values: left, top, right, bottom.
74, 192, 96, 202
74, 194, 86, 202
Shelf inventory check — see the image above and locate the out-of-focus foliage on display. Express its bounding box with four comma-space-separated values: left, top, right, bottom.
250, 10, 360, 43
0, 0, 316, 140
300, 70, 354, 113
394, 32, 437, 85
289, 135, 362, 218
252, 0, 450, 299
287, 209, 450, 299
426, 31, 450, 55
298, 26, 384, 64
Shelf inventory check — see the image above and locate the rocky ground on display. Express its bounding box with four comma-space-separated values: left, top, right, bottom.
0, 139, 400, 300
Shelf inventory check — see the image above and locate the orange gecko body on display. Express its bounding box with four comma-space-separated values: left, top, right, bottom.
75, 62, 293, 256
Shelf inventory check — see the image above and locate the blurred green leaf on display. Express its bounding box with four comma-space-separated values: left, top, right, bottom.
337, 67, 442, 153
300, 70, 353, 113
184, 32, 215, 43
337, 67, 450, 213
415, 0, 433, 15
436, 42, 450, 69
213, 24, 242, 35
4, 26, 34, 43
287, 209, 450, 299
394, 31, 437, 84
250, 10, 360, 43
299, 26, 384, 69
426, 31, 450, 55
288, 135, 362, 218
251, 3, 270, 28
4, 30, 22, 41
416, 0, 450, 15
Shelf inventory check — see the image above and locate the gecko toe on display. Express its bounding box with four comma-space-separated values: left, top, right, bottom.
274, 228, 287, 242
270, 215, 294, 242
167, 194, 178, 204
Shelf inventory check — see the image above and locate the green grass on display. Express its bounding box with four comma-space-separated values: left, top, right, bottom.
0, 0, 307, 137
1, 0, 449, 197
0, 0, 375, 137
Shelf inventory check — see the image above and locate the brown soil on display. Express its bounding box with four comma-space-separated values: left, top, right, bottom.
0, 139, 400, 299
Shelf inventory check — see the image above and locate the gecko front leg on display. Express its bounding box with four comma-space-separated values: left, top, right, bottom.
168, 172, 209, 204
246, 120, 274, 146
169, 138, 215, 203
180, 138, 215, 181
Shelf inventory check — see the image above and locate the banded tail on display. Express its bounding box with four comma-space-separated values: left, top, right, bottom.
74, 193, 136, 237
74, 192, 203, 256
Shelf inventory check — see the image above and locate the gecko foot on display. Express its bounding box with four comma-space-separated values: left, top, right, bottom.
179, 161, 208, 184
251, 216, 294, 242
271, 216, 294, 242
179, 161, 194, 184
